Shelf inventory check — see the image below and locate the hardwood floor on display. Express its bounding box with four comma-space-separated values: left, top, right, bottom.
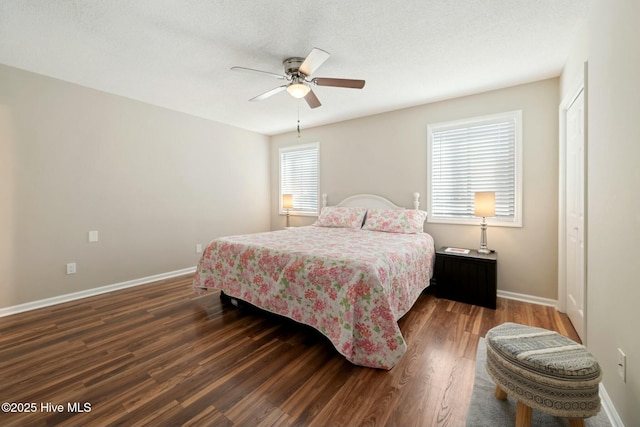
0, 274, 579, 427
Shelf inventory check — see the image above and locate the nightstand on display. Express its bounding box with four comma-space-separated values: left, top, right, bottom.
434, 247, 497, 309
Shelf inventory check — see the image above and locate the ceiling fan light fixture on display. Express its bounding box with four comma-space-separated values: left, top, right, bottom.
287, 82, 310, 98
232, 48, 364, 109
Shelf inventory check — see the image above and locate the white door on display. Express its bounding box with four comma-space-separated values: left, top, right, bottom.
565, 88, 586, 342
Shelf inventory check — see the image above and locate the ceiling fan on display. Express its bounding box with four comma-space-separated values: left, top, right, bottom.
231, 48, 365, 109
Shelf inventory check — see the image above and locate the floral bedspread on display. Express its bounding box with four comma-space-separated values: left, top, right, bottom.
193, 226, 435, 369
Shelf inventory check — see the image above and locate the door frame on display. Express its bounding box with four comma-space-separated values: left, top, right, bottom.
558, 62, 588, 342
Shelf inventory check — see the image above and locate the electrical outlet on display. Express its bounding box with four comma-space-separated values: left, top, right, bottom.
617, 348, 626, 383
66, 262, 77, 275
195, 244, 203, 254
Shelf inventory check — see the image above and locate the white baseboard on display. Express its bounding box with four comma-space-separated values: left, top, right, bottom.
0, 266, 196, 317
497, 289, 558, 308
600, 383, 626, 427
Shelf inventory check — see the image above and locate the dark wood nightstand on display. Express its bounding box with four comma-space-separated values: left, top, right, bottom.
434, 247, 497, 309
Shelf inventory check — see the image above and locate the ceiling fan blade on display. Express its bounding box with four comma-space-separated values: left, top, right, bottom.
313, 77, 366, 89
299, 48, 331, 76
231, 66, 286, 80
304, 89, 321, 109
250, 85, 288, 102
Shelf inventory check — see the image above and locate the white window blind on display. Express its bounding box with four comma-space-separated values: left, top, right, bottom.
428, 111, 522, 226
279, 143, 319, 216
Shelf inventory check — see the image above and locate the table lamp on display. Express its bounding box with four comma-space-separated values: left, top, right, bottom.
474, 191, 495, 254
282, 194, 294, 228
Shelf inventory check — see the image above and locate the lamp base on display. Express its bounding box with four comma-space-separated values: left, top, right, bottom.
478, 217, 490, 254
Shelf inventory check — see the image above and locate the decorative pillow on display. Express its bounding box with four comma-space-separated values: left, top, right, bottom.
313, 206, 367, 229
362, 209, 428, 234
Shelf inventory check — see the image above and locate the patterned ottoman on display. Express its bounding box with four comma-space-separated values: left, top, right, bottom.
485, 322, 602, 427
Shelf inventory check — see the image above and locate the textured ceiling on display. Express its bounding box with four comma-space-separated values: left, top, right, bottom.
0, 1, 589, 135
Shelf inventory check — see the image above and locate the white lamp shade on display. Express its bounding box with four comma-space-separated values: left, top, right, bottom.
282, 194, 294, 210
287, 83, 310, 99
474, 191, 496, 217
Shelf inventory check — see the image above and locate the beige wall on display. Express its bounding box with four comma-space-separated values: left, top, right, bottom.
581, 0, 640, 424
271, 79, 560, 300
0, 64, 270, 308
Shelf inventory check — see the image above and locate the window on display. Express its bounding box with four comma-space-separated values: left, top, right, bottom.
427, 111, 522, 226
279, 142, 320, 216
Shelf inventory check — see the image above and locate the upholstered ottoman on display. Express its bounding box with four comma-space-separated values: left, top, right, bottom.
485, 322, 602, 427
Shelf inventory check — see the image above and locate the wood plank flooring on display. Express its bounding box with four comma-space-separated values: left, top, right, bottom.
0, 274, 579, 427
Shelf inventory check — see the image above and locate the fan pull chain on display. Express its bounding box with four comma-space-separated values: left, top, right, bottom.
297, 100, 301, 138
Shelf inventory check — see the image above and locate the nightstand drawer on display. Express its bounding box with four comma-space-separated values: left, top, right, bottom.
434, 247, 497, 309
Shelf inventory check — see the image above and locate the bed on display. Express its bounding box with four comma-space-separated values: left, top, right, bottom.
193, 193, 435, 369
